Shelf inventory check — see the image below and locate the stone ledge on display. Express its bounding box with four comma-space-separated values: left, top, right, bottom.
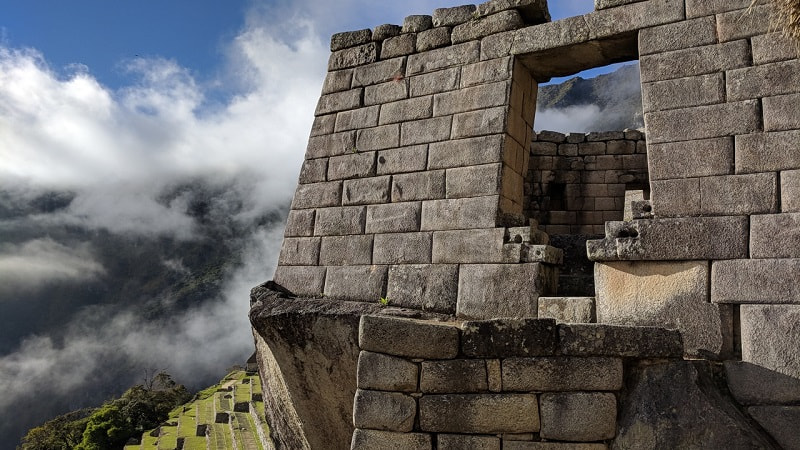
461, 318, 557, 357
359, 315, 460, 359
558, 323, 683, 358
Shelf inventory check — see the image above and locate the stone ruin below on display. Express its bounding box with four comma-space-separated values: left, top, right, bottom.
249, 0, 800, 448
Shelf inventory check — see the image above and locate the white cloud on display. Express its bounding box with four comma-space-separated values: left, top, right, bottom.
535, 104, 603, 133
0, 239, 104, 289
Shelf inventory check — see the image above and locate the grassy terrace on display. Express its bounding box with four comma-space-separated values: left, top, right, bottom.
123, 371, 272, 450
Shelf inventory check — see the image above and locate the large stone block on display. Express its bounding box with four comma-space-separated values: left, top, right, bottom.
319, 235, 373, 266
353, 57, 406, 87
386, 264, 459, 313
783, 169, 800, 212
614, 360, 776, 449
736, 130, 800, 173
314, 206, 366, 236
594, 261, 733, 358
502, 357, 623, 391
457, 263, 556, 318
649, 178, 700, 216
379, 96, 433, 125
421, 196, 500, 230
331, 29, 371, 52
699, 172, 778, 215
461, 318, 557, 358
278, 237, 321, 266
306, 131, 356, 159
343, 176, 391, 205
284, 209, 315, 237
272, 266, 326, 297
373, 232, 433, 264
299, 158, 328, 184
446, 163, 503, 198
403, 15, 433, 33
437, 434, 499, 450
727, 60, 800, 101
750, 213, 800, 258
359, 315, 460, 359
434, 81, 510, 116
357, 351, 418, 392
400, 116, 453, 146
511, 15, 589, 54
325, 265, 388, 301
648, 137, 733, 180
291, 181, 342, 209
433, 5, 476, 27
416, 27, 452, 53
322, 69, 353, 95
310, 113, 336, 137
639, 40, 751, 83
537, 297, 595, 323
335, 106, 379, 132
712, 259, 800, 303
644, 100, 759, 144
558, 323, 684, 358
638, 16, 716, 55
380, 34, 416, 59
353, 389, 416, 432
763, 93, 800, 132
748, 406, 800, 450
451, 106, 508, 139
419, 394, 539, 433
539, 392, 616, 441
451, 10, 523, 44
741, 305, 800, 378
365, 202, 421, 234
461, 57, 513, 87
725, 361, 800, 405
685, 0, 751, 17
476, 0, 550, 23
392, 170, 446, 202
316, 88, 363, 116
716, 4, 771, 42
407, 41, 480, 75
584, 0, 685, 39
328, 152, 376, 180
642, 73, 724, 113
356, 124, 400, 152
420, 359, 488, 393
586, 216, 749, 261
329, 42, 378, 71
376, 145, 427, 175
364, 80, 409, 106
409, 67, 460, 97
428, 134, 505, 169
752, 32, 800, 65
351, 429, 432, 450
432, 228, 514, 264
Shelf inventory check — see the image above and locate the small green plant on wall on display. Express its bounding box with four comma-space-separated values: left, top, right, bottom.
379, 297, 389, 306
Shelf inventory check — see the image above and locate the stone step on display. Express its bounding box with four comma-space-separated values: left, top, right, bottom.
538, 297, 596, 323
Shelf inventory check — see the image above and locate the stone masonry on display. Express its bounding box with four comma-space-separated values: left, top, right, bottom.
250, 0, 800, 448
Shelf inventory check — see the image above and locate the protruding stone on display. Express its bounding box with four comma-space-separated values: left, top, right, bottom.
372, 24, 403, 41
433, 5, 477, 27
452, 10, 524, 44
331, 29, 373, 52
476, 0, 550, 23
403, 15, 433, 33
558, 323, 683, 358
461, 318, 557, 357
359, 315, 460, 359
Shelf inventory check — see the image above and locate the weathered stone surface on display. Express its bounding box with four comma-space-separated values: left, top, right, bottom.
452, 10, 523, 44
699, 172, 778, 215
438, 434, 499, 450
725, 361, 800, 405
638, 16, 716, 55
249, 286, 386, 450
595, 261, 733, 358
373, 232, 433, 264
335, 106, 379, 132
310, 113, 336, 137
451, 106, 508, 139
359, 315, 460, 359
279, 237, 321, 266
380, 34, 416, 59
307, 130, 356, 159
416, 27, 452, 53
476, 0, 550, 23
392, 170, 446, 202
763, 93, 800, 132
421, 196, 500, 230
380, 96, 433, 125
419, 394, 539, 433
420, 359, 488, 393
328, 152, 376, 180
584, 0, 684, 40
365, 202, 421, 233
539, 392, 616, 441
351, 429, 432, 450
595, 0, 645, 9
428, 134, 505, 169
524, 245, 563, 264
300, 158, 328, 184
357, 351, 418, 392
783, 169, 800, 212
648, 137, 733, 180
434, 81, 509, 116
558, 323, 683, 358
461, 318, 557, 357
314, 206, 366, 236
457, 263, 557, 318
432, 228, 513, 264
402, 15, 433, 33
386, 264, 459, 313
713, 259, 800, 304
587, 217, 749, 261
322, 69, 353, 95
343, 176, 391, 205
503, 357, 623, 391
353, 57, 407, 88
480, 30, 515, 60
645, 100, 759, 144
372, 24, 402, 41
736, 130, 800, 174
284, 209, 316, 237
365, 80, 409, 106
615, 360, 778, 449
728, 60, 800, 101
409, 67, 460, 97
291, 181, 342, 209
461, 57, 513, 87
272, 266, 326, 297
331, 29, 372, 52
748, 406, 800, 450
511, 16, 589, 54
325, 265, 388, 301
741, 305, 800, 378
329, 43, 379, 71
685, 0, 751, 18
640, 40, 751, 83
433, 5, 477, 27
716, 4, 771, 42
353, 389, 416, 432
400, 116, 452, 146
319, 235, 373, 266
407, 41, 480, 75
537, 297, 595, 323
356, 124, 400, 152
647, 178, 697, 216
446, 163, 503, 198
642, 73, 724, 113
750, 213, 800, 258
377, 145, 427, 175
752, 32, 800, 65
